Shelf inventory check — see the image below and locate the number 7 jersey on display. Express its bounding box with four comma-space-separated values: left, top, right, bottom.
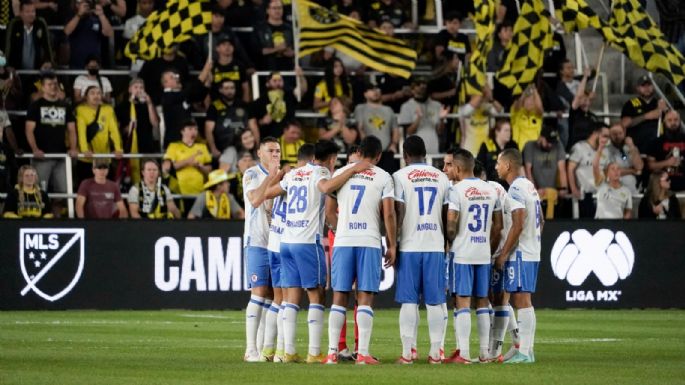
333, 163, 394, 248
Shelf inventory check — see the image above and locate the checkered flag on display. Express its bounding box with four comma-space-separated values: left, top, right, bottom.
124, 0, 211, 61
464, 0, 496, 96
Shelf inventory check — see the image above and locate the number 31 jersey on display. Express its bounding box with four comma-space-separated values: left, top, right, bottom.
333, 163, 394, 248
279, 163, 331, 244
448, 178, 501, 264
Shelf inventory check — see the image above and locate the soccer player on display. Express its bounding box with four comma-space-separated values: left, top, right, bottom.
393, 136, 451, 364
324, 135, 397, 365
243, 137, 281, 362
445, 149, 502, 364
494, 148, 543, 364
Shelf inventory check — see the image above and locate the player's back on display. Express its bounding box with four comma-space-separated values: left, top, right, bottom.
243, 164, 270, 248
449, 178, 500, 264
489, 180, 511, 257
508, 176, 542, 261
280, 163, 330, 244
334, 163, 394, 248
393, 164, 450, 252
267, 194, 286, 252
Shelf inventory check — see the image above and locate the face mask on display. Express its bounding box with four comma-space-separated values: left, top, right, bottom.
88, 68, 99, 76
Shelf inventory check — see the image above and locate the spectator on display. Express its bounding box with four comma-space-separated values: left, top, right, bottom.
0, 108, 13, 199
122, 0, 153, 42
188, 169, 244, 219
248, 69, 306, 142
29, 62, 67, 102
5, 0, 54, 70
209, 34, 250, 103
366, 0, 411, 29
159, 70, 192, 148
621, 75, 669, 153
477, 119, 518, 185
568, 125, 610, 218
2, 165, 53, 218
639, 170, 681, 219
220, 127, 258, 172
0, 53, 23, 167
592, 160, 632, 220
487, 21, 513, 72
206, 78, 249, 160
646, 109, 685, 191
72, 55, 112, 104
556, 59, 579, 108
76, 158, 128, 218
523, 125, 568, 218
97, 0, 126, 21
75, 86, 122, 183
429, 51, 459, 107
496, 0, 519, 25
319, 97, 358, 153
398, 77, 448, 155
137, 44, 190, 105
458, 85, 503, 155
511, 84, 543, 151
542, 31, 566, 89
193, 6, 254, 72
127, 158, 181, 219
163, 120, 211, 206
0, 51, 23, 111
433, 11, 470, 64
252, 0, 294, 71
230, 149, 257, 208
63, 0, 113, 69
604, 123, 643, 193
375, 20, 411, 112
313, 58, 353, 114
25, 72, 78, 216
354, 80, 398, 156
278, 120, 304, 167
567, 67, 601, 149
331, 0, 359, 16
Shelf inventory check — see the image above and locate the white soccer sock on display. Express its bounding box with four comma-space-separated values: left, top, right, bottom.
412, 304, 419, 350
308, 304, 325, 356
476, 307, 491, 358
356, 306, 374, 356
491, 306, 510, 357
507, 304, 520, 346
245, 295, 265, 353
441, 303, 448, 353
263, 302, 279, 350
426, 304, 446, 360
399, 303, 418, 359
530, 307, 537, 355
283, 302, 299, 355
256, 300, 271, 351
517, 307, 535, 357
328, 305, 346, 355
455, 308, 471, 359
276, 304, 284, 352
452, 309, 459, 350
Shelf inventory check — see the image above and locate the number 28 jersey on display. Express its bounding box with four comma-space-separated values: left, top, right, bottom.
333, 164, 394, 248
448, 178, 501, 264
279, 163, 331, 244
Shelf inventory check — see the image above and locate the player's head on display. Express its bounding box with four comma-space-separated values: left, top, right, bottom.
258, 136, 281, 168
452, 149, 475, 181
297, 143, 315, 166
359, 135, 383, 164
474, 159, 486, 180
496, 148, 522, 181
403, 135, 426, 163
443, 148, 457, 182
315, 140, 341, 171
347, 144, 361, 164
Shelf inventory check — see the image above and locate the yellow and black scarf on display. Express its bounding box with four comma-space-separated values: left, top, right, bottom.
205, 191, 231, 219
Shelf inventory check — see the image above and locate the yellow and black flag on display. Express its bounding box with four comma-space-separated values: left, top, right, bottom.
464, 0, 496, 96
124, 0, 211, 60
608, 0, 685, 85
496, 0, 553, 96
294, 0, 416, 78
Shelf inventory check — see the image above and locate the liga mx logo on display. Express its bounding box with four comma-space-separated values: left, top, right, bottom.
550, 229, 635, 287
19, 228, 85, 302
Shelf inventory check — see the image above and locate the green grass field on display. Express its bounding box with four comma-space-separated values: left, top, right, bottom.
1, 309, 683, 385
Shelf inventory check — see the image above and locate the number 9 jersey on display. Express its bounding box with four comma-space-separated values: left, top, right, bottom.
507, 176, 542, 262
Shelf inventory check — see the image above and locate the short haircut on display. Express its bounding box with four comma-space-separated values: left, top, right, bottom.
20, 0, 34, 10
499, 148, 522, 168
473, 159, 485, 178
142, 158, 160, 170
403, 135, 426, 158
444, 11, 463, 22
211, 4, 225, 15
346, 144, 360, 162
219, 78, 236, 87
129, 77, 145, 87
452, 149, 475, 172
314, 140, 340, 161
495, 20, 513, 36
260, 136, 279, 146
181, 119, 198, 129
285, 120, 302, 130
85, 54, 100, 65
40, 71, 57, 83
298, 143, 316, 161
359, 135, 382, 159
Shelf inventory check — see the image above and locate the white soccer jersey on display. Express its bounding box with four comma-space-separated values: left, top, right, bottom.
267, 194, 287, 252
393, 163, 451, 252
243, 164, 271, 248
489, 180, 512, 259
595, 183, 632, 219
279, 163, 331, 244
507, 176, 542, 262
448, 178, 501, 264
333, 164, 394, 248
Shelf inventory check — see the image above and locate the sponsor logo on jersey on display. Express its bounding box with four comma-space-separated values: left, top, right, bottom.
407, 169, 440, 182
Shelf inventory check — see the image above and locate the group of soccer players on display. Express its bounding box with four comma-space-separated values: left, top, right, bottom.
242, 134, 542, 365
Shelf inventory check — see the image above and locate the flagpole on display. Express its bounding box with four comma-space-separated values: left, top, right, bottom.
591, 43, 605, 93
292, 0, 302, 102
208, 31, 213, 63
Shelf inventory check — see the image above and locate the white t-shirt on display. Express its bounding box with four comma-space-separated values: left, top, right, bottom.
508, 176, 542, 262
595, 183, 632, 219
279, 163, 331, 244
393, 163, 450, 253
73, 75, 113, 96
267, 194, 286, 253
333, 163, 394, 248
569, 140, 608, 194
243, 164, 271, 248
448, 178, 501, 264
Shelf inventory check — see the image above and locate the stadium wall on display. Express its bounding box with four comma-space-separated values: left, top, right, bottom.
1, 220, 682, 310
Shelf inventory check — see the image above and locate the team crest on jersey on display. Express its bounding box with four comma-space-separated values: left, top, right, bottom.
251, 274, 258, 283
407, 169, 439, 182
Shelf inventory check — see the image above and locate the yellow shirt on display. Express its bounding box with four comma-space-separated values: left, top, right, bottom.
279, 136, 304, 167
511, 105, 543, 151
463, 107, 490, 156
76, 103, 122, 162
164, 142, 211, 195
314, 79, 351, 114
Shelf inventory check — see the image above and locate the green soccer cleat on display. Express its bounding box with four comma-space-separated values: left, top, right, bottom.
284, 353, 303, 363
503, 351, 534, 364
259, 348, 275, 362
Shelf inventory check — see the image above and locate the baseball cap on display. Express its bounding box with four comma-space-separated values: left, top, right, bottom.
541, 125, 559, 142
362, 79, 379, 91
216, 33, 233, 45
637, 74, 651, 86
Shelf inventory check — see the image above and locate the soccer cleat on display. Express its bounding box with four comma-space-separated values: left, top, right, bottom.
306, 353, 327, 364
443, 349, 460, 363
338, 348, 354, 361
283, 353, 303, 363
259, 348, 275, 362
502, 346, 519, 361
489, 354, 504, 363
444, 354, 472, 365
503, 351, 533, 364
428, 355, 442, 365
411, 348, 419, 361
244, 351, 260, 363
274, 350, 285, 363
356, 353, 380, 365
395, 356, 413, 365
322, 353, 339, 365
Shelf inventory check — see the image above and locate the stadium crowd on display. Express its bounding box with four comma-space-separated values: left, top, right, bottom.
0, 0, 684, 221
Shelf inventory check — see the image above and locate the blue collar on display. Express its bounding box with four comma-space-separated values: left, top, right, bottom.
465, 177, 479, 180
257, 163, 269, 175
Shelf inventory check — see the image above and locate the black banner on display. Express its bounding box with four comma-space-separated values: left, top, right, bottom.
1, 220, 683, 310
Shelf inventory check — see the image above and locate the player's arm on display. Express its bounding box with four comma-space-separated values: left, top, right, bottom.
495, 208, 525, 270
490, 210, 503, 255
382, 197, 397, 268
247, 164, 280, 208
394, 201, 405, 235
75, 195, 86, 218
446, 209, 459, 243
317, 160, 372, 194
325, 195, 338, 232
442, 203, 449, 249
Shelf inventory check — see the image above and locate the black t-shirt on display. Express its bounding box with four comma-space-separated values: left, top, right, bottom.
378, 73, 410, 113
160, 90, 192, 147
3, 188, 52, 218
26, 98, 75, 153
138, 57, 191, 105
568, 107, 601, 150
365, 0, 407, 27
252, 22, 295, 71
206, 98, 249, 151
211, 60, 248, 101
249, 91, 297, 139
646, 131, 685, 191
435, 30, 471, 63
621, 96, 659, 153
115, 100, 156, 154
428, 72, 458, 108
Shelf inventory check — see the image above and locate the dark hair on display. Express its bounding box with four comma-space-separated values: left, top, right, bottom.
211, 4, 225, 15
558, 58, 572, 72
181, 119, 198, 129
85, 54, 100, 66
473, 159, 485, 178
260, 136, 279, 145
444, 11, 463, 22
359, 135, 382, 159
495, 20, 513, 37
403, 135, 426, 158
324, 58, 351, 100
285, 120, 302, 131
346, 144, 360, 162
20, 0, 34, 10
141, 158, 160, 171
453, 148, 475, 171
40, 71, 57, 83
499, 148, 523, 168
298, 143, 316, 161
315, 140, 340, 162
489, 119, 510, 141
219, 78, 236, 88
